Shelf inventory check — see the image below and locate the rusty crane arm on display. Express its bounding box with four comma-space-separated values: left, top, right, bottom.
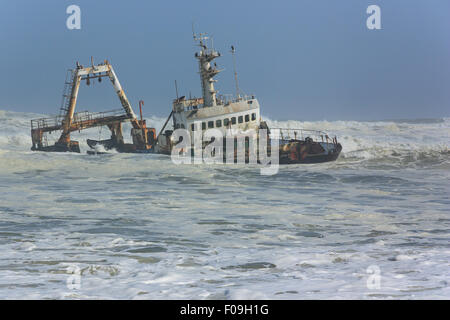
58, 61, 140, 146
31, 59, 156, 153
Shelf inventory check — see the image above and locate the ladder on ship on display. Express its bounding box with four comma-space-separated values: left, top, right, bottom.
59, 69, 75, 117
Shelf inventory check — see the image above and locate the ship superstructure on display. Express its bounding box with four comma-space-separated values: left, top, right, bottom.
174, 33, 261, 135
156, 32, 262, 154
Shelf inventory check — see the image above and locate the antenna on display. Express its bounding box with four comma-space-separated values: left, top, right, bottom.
174, 80, 179, 99
230, 45, 240, 100
192, 22, 196, 40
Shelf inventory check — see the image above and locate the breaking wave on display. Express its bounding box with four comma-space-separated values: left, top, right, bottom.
264, 116, 450, 168
0, 109, 448, 168
0, 108, 449, 299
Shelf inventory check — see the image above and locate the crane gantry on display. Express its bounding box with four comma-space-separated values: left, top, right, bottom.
31, 59, 156, 153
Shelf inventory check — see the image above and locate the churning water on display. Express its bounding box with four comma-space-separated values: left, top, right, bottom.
0, 109, 449, 299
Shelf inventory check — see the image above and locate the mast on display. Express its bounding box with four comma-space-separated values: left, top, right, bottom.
193, 32, 221, 107
230, 45, 240, 100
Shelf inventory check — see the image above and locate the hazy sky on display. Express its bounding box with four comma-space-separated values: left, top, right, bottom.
0, 0, 449, 120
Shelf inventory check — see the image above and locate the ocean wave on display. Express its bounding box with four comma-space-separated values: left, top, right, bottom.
0, 109, 448, 167
263, 116, 450, 166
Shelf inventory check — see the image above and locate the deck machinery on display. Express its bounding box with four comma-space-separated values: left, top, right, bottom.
30, 60, 156, 153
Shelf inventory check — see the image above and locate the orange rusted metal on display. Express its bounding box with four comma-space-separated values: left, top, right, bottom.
31, 59, 157, 153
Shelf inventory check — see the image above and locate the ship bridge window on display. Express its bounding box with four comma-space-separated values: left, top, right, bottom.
223, 118, 229, 126
202, 122, 206, 130
245, 114, 250, 122
231, 117, 236, 125
238, 116, 243, 124
208, 121, 214, 128
252, 113, 256, 121
216, 119, 222, 127
248, 100, 253, 104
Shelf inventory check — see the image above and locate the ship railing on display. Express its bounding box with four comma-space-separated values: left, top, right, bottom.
269, 128, 334, 144
71, 109, 127, 125
179, 94, 257, 111
31, 109, 128, 131
31, 115, 65, 130
218, 94, 256, 106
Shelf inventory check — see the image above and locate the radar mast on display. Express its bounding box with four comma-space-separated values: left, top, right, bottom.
193, 32, 222, 107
